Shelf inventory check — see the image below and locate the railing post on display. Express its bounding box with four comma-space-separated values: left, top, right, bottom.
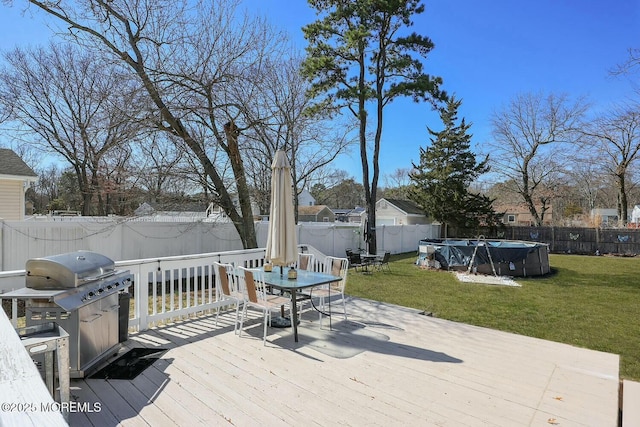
132, 263, 149, 332
11, 298, 17, 327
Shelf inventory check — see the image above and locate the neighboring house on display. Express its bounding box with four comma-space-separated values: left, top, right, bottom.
298, 205, 335, 222
134, 202, 156, 216
375, 198, 429, 226
298, 189, 315, 207
346, 206, 366, 223
495, 204, 553, 226
631, 205, 640, 226
0, 148, 38, 220
134, 201, 213, 220
135, 198, 261, 223
205, 203, 231, 222
331, 208, 352, 222
591, 208, 633, 228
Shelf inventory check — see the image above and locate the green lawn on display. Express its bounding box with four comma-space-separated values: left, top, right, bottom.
346, 252, 640, 381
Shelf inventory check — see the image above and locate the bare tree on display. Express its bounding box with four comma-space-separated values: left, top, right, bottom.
28, 163, 61, 213
96, 143, 139, 215
130, 132, 192, 205
565, 154, 609, 214
489, 93, 588, 226
0, 43, 142, 215
240, 55, 355, 218
14, 0, 289, 248
612, 47, 640, 77
379, 167, 413, 200
310, 168, 352, 191
383, 168, 412, 189
582, 104, 640, 226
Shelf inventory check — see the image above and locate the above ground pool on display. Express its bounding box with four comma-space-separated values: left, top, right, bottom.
418, 238, 550, 277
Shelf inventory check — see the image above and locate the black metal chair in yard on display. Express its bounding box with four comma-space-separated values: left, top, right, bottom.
346, 251, 368, 272
374, 251, 391, 272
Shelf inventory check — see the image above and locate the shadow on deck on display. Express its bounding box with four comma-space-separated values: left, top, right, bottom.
68, 297, 620, 426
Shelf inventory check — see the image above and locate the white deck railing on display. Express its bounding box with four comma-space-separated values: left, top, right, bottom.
0, 244, 327, 425
0, 245, 322, 332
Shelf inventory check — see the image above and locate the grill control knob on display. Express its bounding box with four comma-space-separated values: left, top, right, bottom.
88, 291, 95, 298
97, 288, 104, 294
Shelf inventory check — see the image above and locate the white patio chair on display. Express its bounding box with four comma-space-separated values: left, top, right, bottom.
309, 256, 349, 328
213, 262, 244, 333
237, 266, 291, 345
297, 252, 316, 272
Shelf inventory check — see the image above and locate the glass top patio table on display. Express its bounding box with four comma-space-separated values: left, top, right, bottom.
358, 253, 380, 272
262, 267, 341, 342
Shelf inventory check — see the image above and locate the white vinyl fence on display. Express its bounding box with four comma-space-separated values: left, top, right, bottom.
0, 218, 439, 272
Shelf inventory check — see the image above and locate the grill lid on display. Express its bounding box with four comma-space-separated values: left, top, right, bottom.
26, 251, 116, 289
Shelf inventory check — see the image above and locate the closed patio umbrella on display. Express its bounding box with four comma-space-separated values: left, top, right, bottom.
265, 150, 298, 273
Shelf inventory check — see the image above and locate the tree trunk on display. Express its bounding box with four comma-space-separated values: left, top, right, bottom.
356, 41, 377, 255
617, 173, 628, 226
521, 166, 541, 226
78, 171, 92, 216
366, 200, 377, 254
125, 57, 253, 248
224, 122, 257, 249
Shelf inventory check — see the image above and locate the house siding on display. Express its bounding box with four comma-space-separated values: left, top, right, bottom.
376, 201, 401, 225
0, 179, 24, 220
405, 216, 430, 225
298, 205, 335, 222
376, 199, 429, 225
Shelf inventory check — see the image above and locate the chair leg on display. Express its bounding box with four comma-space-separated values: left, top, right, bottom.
263, 310, 268, 345
233, 302, 241, 334
319, 295, 332, 329
239, 304, 247, 337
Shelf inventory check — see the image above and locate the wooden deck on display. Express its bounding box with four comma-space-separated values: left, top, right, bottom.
68, 297, 620, 426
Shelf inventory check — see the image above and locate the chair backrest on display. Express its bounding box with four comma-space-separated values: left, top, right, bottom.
298, 253, 315, 271
237, 267, 264, 304
323, 256, 349, 291
348, 252, 361, 264
382, 251, 391, 262
214, 261, 234, 297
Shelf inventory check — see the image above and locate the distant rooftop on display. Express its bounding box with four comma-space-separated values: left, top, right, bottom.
0, 148, 37, 178
381, 198, 423, 215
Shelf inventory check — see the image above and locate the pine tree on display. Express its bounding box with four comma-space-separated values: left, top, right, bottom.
302, 0, 446, 254
409, 97, 500, 234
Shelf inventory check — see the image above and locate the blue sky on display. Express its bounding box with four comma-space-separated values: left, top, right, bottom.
247, 0, 639, 184
2, 1, 639, 185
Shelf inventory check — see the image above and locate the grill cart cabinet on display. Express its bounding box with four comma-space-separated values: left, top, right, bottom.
4, 251, 132, 377
17, 322, 70, 420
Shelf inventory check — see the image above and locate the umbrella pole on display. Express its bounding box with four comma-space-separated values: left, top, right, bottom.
276, 265, 286, 321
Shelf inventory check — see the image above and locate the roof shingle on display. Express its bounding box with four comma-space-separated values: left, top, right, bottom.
381, 198, 424, 215
0, 148, 37, 177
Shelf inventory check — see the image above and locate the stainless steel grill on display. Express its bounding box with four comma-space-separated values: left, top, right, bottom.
5, 251, 132, 378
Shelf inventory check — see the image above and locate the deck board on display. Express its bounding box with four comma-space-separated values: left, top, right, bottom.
67, 297, 620, 426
